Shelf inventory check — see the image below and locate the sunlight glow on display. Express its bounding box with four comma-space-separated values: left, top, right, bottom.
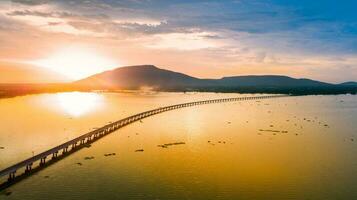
55, 92, 104, 117
31, 47, 118, 80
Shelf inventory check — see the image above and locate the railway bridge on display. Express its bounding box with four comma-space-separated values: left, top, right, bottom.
0, 94, 288, 190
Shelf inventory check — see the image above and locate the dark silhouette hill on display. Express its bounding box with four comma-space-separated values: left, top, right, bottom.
1, 65, 356, 98
75, 65, 215, 89
216, 75, 330, 87
339, 81, 357, 86
75, 65, 332, 90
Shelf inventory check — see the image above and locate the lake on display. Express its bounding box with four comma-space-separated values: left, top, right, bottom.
0, 92, 356, 199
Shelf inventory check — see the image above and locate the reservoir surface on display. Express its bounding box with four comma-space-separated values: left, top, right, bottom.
0, 92, 356, 199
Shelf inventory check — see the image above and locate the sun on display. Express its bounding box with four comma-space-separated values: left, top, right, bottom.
31, 47, 119, 80
55, 92, 104, 117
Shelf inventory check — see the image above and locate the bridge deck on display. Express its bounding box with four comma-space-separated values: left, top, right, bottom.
0, 95, 288, 183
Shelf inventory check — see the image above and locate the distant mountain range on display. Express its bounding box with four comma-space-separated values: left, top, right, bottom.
75, 65, 356, 95
76, 65, 331, 88
1, 65, 356, 98
75, 65, 206, 89
339, 81, 357, 86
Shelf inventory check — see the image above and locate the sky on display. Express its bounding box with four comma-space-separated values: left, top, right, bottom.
0, 0, 356, 83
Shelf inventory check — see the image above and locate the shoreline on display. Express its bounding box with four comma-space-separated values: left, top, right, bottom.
0, 83, 357, 99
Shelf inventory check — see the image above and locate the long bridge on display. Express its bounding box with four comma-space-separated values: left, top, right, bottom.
0, 94, 288, 190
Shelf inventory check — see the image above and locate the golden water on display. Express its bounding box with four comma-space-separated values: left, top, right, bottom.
0, 92, 356, 199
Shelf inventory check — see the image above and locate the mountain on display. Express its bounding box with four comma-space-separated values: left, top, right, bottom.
75, 65, 213, 89
75, 65, 332, 90
216, 75, 330, 87
1, 65, 356, 98
339, 81, 357, 86
0, 61, 68, 83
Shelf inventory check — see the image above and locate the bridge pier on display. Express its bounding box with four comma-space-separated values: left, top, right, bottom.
25, 163, 32, 173
63, 147, 68, 154
52, 152, 58, 159
40, 157, 46, 166
8, 171, 16, 181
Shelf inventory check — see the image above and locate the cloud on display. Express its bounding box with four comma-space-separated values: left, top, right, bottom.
0, 0, 356, 82
11, 0, 50, 6
145, 32, 219, 50
6, 9, 74, 18
6, 9, 110, 21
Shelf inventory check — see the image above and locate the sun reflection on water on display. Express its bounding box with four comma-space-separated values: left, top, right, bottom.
54, 92, 104, 117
